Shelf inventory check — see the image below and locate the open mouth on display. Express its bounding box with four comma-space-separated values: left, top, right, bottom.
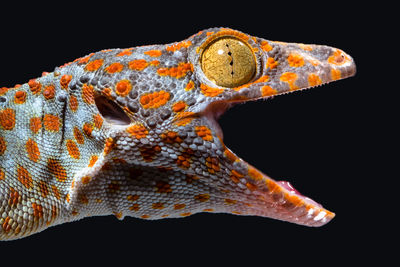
211, 95, 336, 227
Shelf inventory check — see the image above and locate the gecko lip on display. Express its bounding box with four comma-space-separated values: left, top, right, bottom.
276, 180, 323, 208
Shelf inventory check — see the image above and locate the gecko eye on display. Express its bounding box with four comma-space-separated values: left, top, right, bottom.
201, 37, 256, 88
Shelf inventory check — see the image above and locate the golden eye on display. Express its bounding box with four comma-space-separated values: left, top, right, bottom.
201, 37, 256, 88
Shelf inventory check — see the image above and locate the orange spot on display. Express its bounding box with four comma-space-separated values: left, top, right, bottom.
141, 215, 150, 219
81, 176, 91, 184
128, 59, 148, 71
266, 57, 278, 69
38, 180, 49, 198
280, 72, 298, 90
200, 84, 224, 97
246, 182, 257, 191
203, 208, 214, 212
185, 174, 199, 184
261, 85, 277, 97
139, 90, 170, 109
73, 126, 84, 144
155, 181, 172, 193
26, 138, 40, 162
205, 157, 220, 174
152, 202, 165, 209
43, 114, 60, 132
88, 155, 98, 167
14, 90, 26, 104
42, 85, 55, 100
248, 166, 264, 181
166, 40, 192, 52
105, 62, 124, 74
174, 204, 186, 210
93, 114, 103, 129
60, 74, 72, 89
176, 148, 194, 169
195, 126, 213, 141
328, 49, 348, 65
85, 59, 104, 71
52, 185, 61, 199
299, 43, 313, 51
140, 145, 161, 162
194, 193, 210, 202
224, 199, 237, 205
230, 169, 244, 183
224, 148, 237, 163
265, 179, 281, 194
180, 212, 192, 217
66, 140, 80, 159
0, 87, 9, 96
172, 101, 187, 112
17, 165, 33, 189
32, 203, 43, 219
157, 62, 193, 79
331, 68, 341, 80
8, 187, 20, 206
144, 50, 162, 57
308, 74, 322, 86
28, 79, 41, 95
261, 40, 273, 52
104, 137, 115, 155
126, 124, 148, 139
69, 95, 78, 112
102, 87, 112, 98
287, 53, 305, 67
115, 79, 132, 97
129, 204, 140, 211
185, 80, 195, 91
2, 216, 11, 232
77, 53, 94, 64
160, 130, 182, 144
48, 158, 67, 183
150, 60, 160, 66
82, 83, 95, 104
83, 122, 93, 137
0, 108, 16, 130
30, 117, 41, 134
0, 137, 6, 155
116, 49, 133, 57
173, 111, 196, 126
127, 195, 139, 201
0, 168, 4, 181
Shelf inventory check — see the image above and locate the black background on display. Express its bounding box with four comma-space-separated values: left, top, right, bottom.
0, 1, 391, 265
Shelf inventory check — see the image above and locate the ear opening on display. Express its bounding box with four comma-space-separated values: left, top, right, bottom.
94, 95, 131, 125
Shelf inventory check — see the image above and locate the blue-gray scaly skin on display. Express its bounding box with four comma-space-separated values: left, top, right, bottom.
0, 27, 355, 240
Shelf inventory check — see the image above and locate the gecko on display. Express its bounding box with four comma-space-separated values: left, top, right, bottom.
0, 27, 356, 240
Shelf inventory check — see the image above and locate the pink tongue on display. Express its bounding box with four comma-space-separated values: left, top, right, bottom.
276, 181, 323, 208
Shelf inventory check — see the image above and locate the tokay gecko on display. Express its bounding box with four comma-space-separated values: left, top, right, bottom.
0, 27, 356, 240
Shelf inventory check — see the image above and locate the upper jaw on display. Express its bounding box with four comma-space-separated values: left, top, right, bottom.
225, 43, 356, 102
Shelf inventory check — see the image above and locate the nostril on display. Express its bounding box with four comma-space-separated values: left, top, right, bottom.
328, 49, 349, 65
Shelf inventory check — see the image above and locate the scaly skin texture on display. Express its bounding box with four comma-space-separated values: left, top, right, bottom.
0, 27, 355, 240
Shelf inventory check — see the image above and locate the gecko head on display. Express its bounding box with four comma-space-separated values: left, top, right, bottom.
91, 28, 355, 226
188, 28, 356, 107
